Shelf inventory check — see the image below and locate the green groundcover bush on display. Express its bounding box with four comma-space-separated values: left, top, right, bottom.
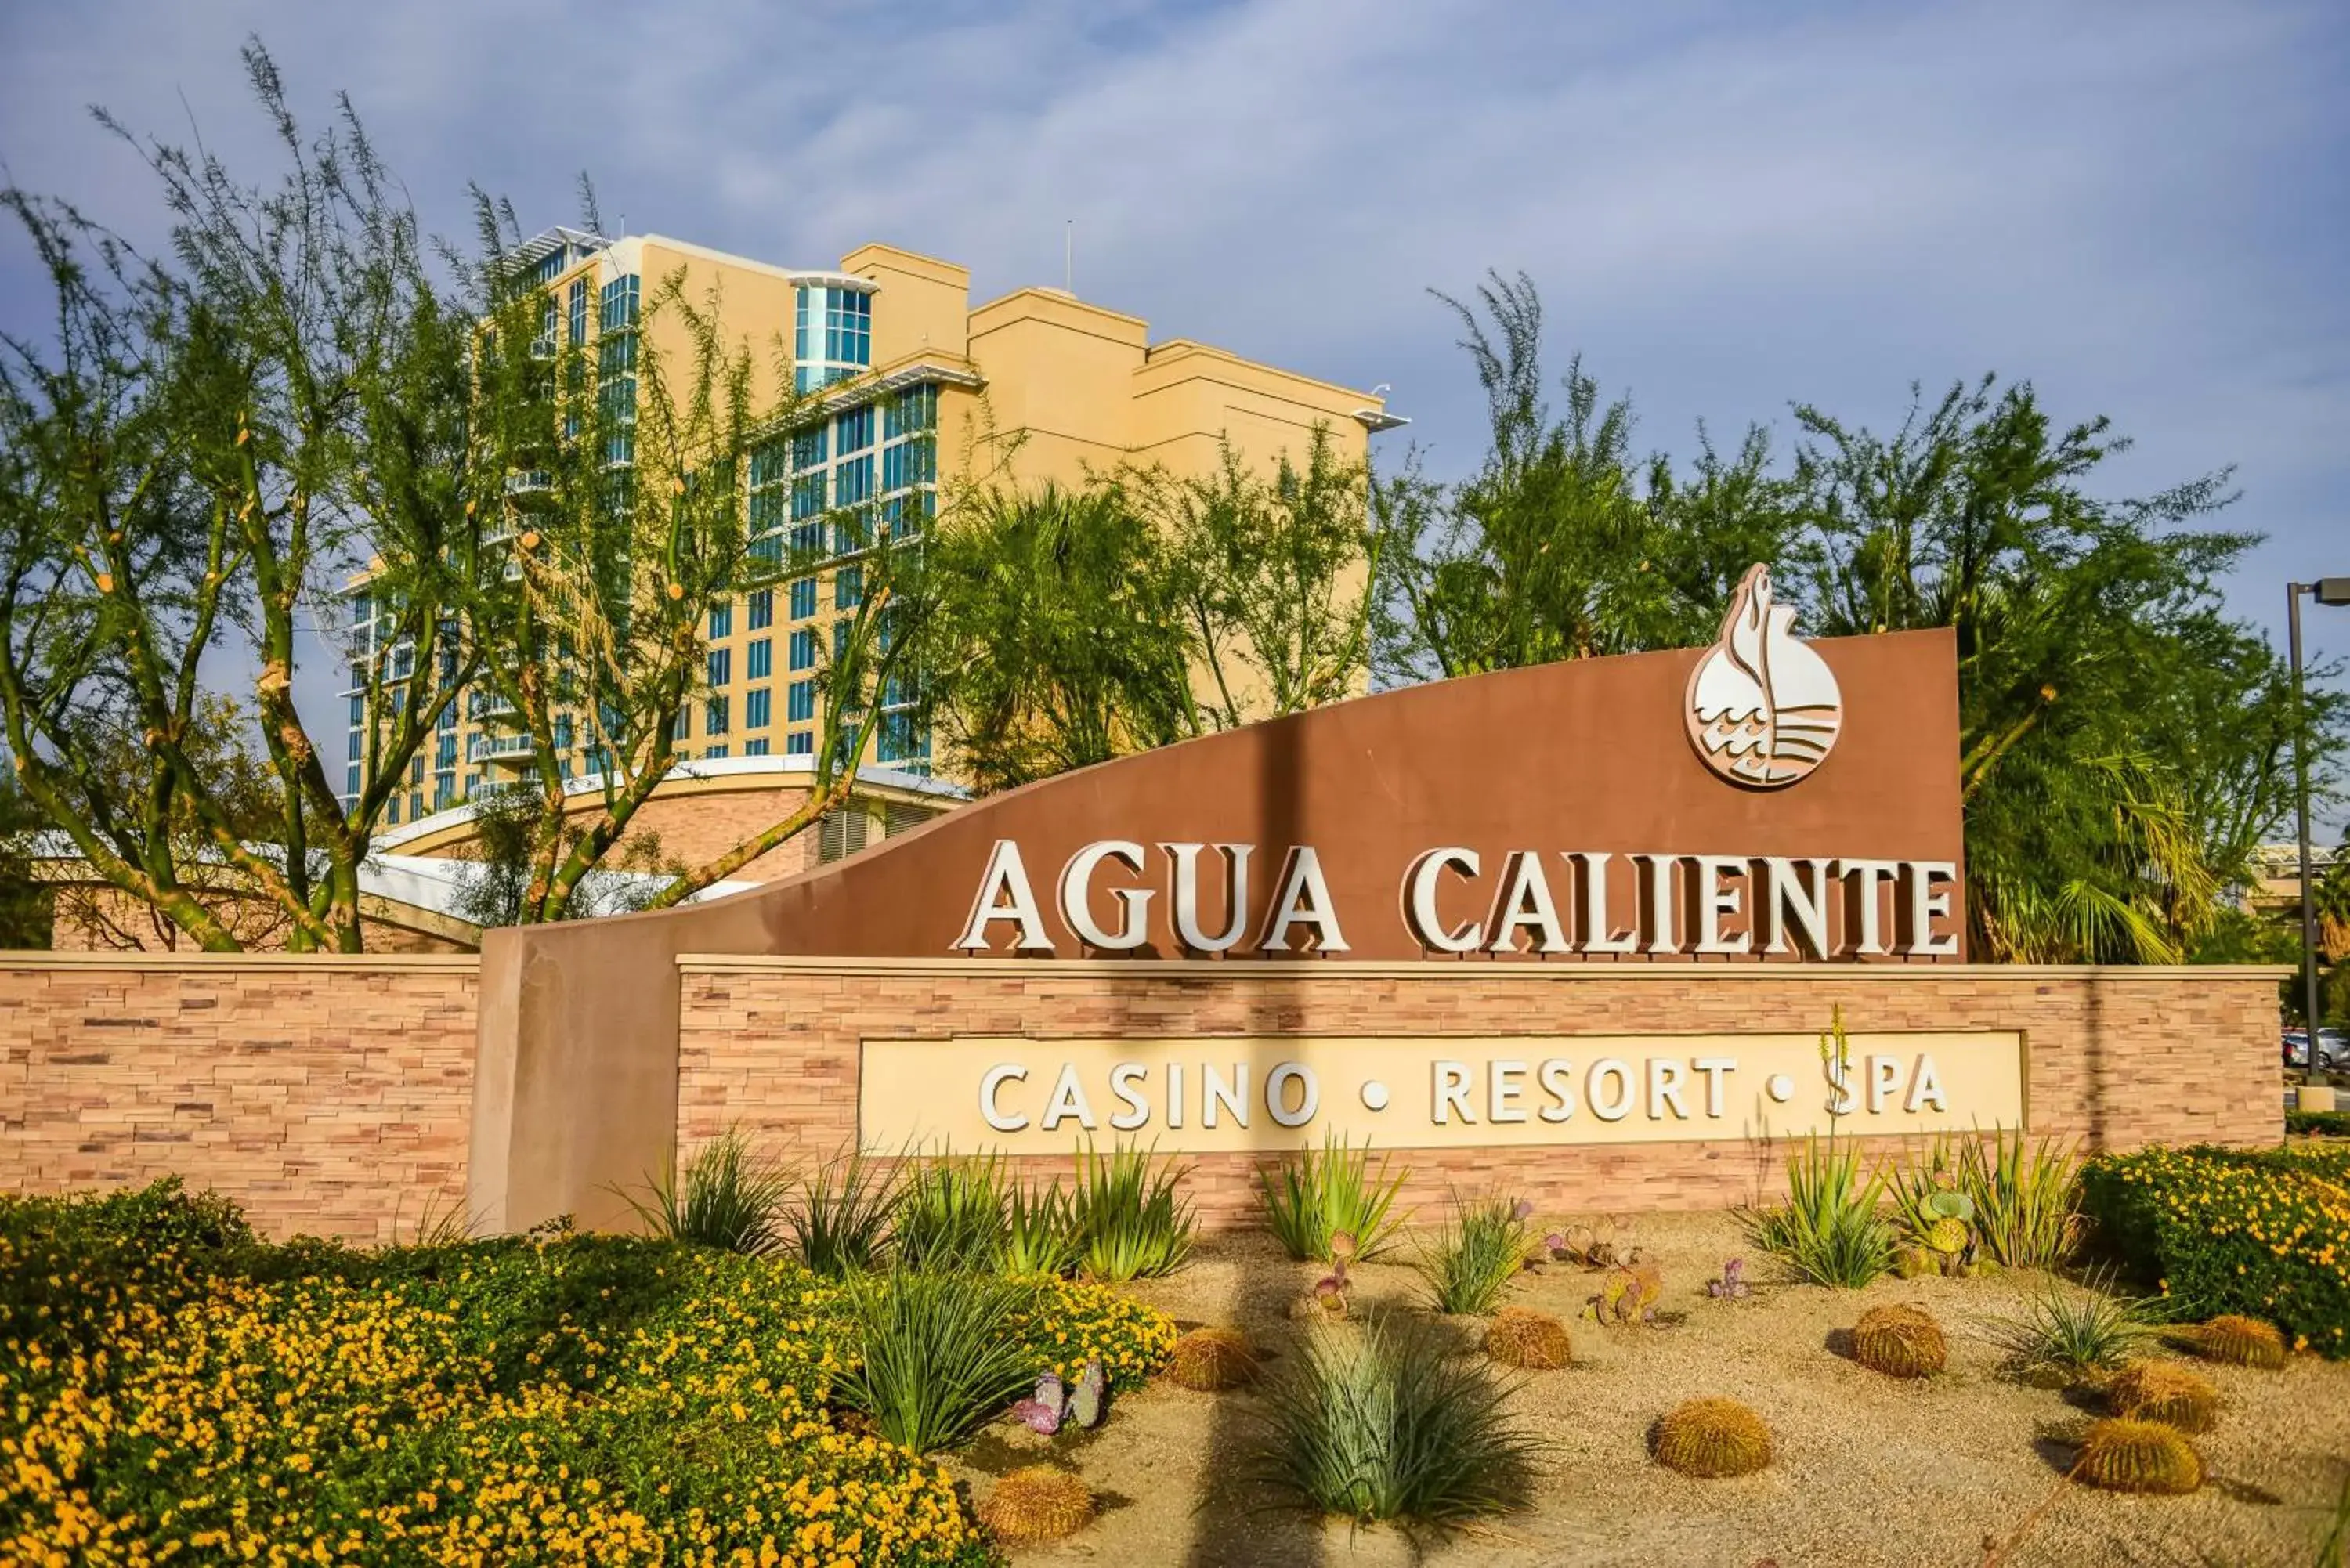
2081, 1143, 2350, 1360
0, 1180, 1173, 1565
2287, 1108, 2350, 1138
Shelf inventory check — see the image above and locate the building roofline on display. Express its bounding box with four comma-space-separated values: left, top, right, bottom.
371, 757, 965, 852
622, 235, 881, 294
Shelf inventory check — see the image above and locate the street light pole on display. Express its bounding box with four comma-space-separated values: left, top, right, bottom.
2288, 576, 2350, 1050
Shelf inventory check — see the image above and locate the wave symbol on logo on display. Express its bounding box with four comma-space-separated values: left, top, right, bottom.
1683, 564, 1842, 789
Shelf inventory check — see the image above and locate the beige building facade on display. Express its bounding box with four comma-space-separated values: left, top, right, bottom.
344, 229, 1396, 831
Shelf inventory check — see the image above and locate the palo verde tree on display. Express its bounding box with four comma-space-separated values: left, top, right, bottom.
1377, 270, 1803, 685
913, 481, 1194, 793
0, 45, 484, 952
1788, 374, 2344, 963
460, 205, 928, 922
1127, 423, 1388, 731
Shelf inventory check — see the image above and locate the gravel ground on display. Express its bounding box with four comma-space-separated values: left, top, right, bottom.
945, 1212, 2350, 1568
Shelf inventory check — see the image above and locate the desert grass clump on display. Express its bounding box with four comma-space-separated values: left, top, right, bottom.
1652, 1397, 1773, 1478
2105, 1360, 2220, 1434
1000, 1179, 1081, 1278
1070, 1140, 1196, 1283
1168, 1326, 1260, 1391
1990, 1274, 2156, 1378
1416, 1193, 1535, 1316
622, 1126, 794, 1254
1851, 1303, 1947, 1378
978, 1466, 1097, 1544
1257, 1133, 1410, 1263
2188, 1313, 2289, 1369
830, 1268, 1037, 1454
895, 1151, 1008, 1273
1483, 1306, 1572, 1370
1959, 1127, 2080, 1270
1249, 1310, 1538, 1526
788, 1150, 902, 1277
1743, 1134, 1894, 1289
2073, 1418, 2204, 1495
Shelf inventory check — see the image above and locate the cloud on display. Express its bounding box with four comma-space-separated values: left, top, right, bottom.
3, 0, 2345, 799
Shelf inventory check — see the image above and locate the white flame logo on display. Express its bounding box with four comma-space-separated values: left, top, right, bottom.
1684, 564, 1842, 789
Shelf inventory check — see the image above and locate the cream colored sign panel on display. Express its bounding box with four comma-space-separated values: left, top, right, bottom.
859, 1031, 2026, 1154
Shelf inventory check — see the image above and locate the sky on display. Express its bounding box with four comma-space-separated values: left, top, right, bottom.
2, 0, 2346, 821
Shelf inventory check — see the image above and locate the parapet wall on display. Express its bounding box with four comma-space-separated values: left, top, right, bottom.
0, 954, 478, 1242
674, 956, 2283, 1229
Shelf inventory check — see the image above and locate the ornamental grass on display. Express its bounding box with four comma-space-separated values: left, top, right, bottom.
1256, 1133, 1411, 1263
1248, 1310, 1538, 1526
0, 1180, 1176, 1566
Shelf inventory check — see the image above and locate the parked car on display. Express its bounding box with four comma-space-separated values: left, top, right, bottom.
2284, 1028, 2347, 1071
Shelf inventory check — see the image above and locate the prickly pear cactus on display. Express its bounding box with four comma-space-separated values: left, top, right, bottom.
1925, 1216, 1969, 1255
1893, 1246, 1935, 1280
1925, 1188, 1975, 1225
1070, 1357, 1106, 1429
1011, 1398, 1062, 1436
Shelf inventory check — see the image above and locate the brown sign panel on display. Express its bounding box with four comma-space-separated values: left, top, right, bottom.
736, 619, 1963, 963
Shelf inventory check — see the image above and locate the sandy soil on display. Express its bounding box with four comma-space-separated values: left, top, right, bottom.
944, 1212, 2350, 1568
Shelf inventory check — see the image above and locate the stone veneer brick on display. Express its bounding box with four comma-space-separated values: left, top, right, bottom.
0, 956, 477, 1243
673, 960, 2283, 1229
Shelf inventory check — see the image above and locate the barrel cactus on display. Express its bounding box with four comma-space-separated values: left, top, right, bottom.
2192, 1314, 2287, 1370
978, 1465, 1097, 1543
2106, 1360, 2219, 1435
1168, 1327, 1259, 1392
1653, 1397, 1773, 1477
1484, 1306, 1573, 1370
2073, 1418, 2204, 1495
1852, 1303, 1947, 1378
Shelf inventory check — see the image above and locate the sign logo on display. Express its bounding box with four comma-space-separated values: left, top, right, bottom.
1686, 564, 1842, 789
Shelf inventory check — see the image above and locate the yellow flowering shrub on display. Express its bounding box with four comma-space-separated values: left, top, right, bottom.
0, 1183, 1176, 1565
2081, 1143, 2350, 1358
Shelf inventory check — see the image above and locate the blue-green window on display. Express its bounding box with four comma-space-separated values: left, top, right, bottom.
706, 695, 730, 735
704, 743, 728, 759
787, 679, 816, 723
708, 602, 732, 640
792, 474, 827, 521
792, 425, 827, 470
833, 620, 851, 660
836, 406, 874, 453
708, 648, 732, 687
568, 278, 589, 341
436, 733, 457, 768
345, 764, 362, 797
786, 730, 813, 756
790, 578, 817, 620
523, 249, 567, 288
881, 436, 934, 493
794, 285, 872, 392
790, 628, 816, 671
349, 730, 363, 761
747, 588, 774, 630
598, 275, 639, 331
834, 456, 873, 508
748, 638, 772, 680
746, 687, 771, 728
877, 712, 929, 765
884, 385, 937, 438
835, 565, 863, 610
829, 290, 871, 364
790, 521, 824, 556
745, 738, 770, 757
